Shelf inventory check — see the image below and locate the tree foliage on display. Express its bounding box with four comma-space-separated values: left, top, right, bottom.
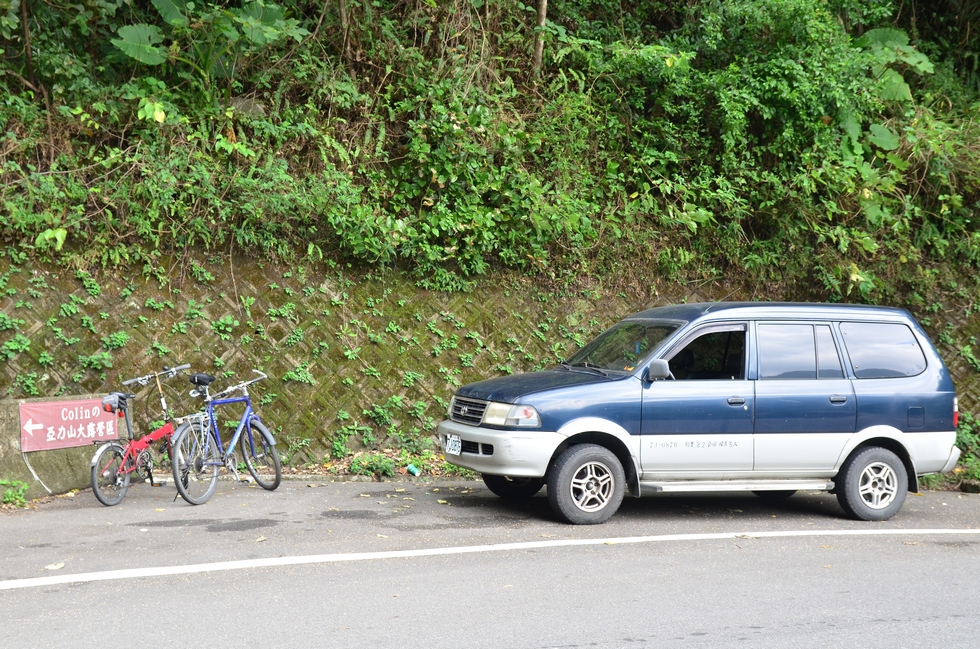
0, 0, 978, 296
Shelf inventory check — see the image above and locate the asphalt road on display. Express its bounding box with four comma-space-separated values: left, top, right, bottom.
2, 477, 980, 648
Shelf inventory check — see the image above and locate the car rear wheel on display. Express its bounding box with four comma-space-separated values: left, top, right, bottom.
836, 446, 908, 521
482, 474, 544, 499
547, 444, 625, 525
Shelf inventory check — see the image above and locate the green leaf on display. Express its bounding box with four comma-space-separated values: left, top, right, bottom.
885, 153, 910, 171
855, 28, 909, 50
868, 124, 900, 151
841, 112, 862, 143
856, 28, 933, 76
151, 0, 188, 27
111, 24, 168, 65
234, 2, 286, 45
35, 228, 67, 251
899, 47, 934, 75
877, 68, 912, 102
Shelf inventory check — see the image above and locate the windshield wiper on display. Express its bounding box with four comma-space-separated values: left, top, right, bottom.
565, 361, 608, 377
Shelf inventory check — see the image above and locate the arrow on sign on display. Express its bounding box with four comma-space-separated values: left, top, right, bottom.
23, 418, 44, 437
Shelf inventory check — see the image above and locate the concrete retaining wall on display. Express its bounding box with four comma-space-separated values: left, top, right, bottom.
0, 395, 106, 501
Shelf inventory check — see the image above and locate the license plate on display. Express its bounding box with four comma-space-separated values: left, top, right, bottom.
445, 434, 462, 456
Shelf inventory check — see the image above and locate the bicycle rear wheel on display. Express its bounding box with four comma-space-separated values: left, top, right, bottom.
171, 422, 219, 505
91, 442, 131, 506
241, 420, 282, 491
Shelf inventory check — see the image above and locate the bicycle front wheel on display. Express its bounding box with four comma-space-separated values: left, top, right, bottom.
171, 422, 219, 505
241, 420, 282, 491
91, 442, 130, 506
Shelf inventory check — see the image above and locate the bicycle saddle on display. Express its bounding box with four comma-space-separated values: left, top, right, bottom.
189, 373, 216, 386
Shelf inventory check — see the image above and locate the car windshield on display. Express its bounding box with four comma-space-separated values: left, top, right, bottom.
565, 320, 679, 372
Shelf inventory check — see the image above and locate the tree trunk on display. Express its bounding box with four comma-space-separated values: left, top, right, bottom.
21, 0, 35, 88
338, 0, 354, 70
532, 0, 548, 78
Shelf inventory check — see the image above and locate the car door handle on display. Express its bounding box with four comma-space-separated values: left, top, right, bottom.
830, 395, 848, 404
727, 397, 745, 406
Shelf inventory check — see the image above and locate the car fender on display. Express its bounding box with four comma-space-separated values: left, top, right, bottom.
555, 416, 642, 484
834, 424, 912, 471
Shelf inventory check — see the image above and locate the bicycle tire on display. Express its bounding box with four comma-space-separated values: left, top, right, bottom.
171, 421, 219, 505
241, 419, 282, 491
91, 442, 130, 506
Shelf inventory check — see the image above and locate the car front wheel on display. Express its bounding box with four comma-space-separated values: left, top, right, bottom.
547, 444, 625, 525
836, 446, 908, 521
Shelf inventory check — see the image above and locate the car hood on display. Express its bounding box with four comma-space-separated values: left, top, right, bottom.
455, 368, 617, 403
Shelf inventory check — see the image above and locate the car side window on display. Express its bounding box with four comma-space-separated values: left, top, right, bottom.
669, 328, 745, 380
758, 324, 817, 379
839, 322, 927, 378
815, 325, 844, 379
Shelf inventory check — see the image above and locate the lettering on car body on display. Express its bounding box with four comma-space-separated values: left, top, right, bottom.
685, 440, 738, 448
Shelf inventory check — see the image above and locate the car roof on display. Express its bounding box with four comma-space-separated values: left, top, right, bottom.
625, 301, 913, 325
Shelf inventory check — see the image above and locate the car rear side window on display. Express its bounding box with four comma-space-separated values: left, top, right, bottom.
839, 322, 927, 378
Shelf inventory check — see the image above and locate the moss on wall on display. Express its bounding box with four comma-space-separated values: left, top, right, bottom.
1, 255, 978, 498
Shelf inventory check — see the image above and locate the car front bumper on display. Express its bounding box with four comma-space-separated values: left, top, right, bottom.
436, 419, 565, 477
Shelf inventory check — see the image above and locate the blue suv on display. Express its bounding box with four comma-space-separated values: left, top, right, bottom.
437, 302, 960, 524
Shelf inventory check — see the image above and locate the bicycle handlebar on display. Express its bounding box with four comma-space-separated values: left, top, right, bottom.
121, 363, 192, 387
208, 369, 267, 400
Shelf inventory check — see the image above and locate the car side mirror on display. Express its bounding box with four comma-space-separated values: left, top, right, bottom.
646, 359, 670, 381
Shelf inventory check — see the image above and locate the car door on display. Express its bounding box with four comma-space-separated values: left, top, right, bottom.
753, 322, 856, 471
640, 323, 754, 473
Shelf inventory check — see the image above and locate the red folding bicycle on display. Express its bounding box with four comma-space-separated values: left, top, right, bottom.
89, 364, 190, 506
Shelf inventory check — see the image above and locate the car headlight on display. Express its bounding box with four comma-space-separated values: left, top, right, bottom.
483, 402, 541, 428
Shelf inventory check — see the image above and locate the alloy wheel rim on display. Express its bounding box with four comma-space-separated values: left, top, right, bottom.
858, 461, 898, 509
569, 461, 614, 512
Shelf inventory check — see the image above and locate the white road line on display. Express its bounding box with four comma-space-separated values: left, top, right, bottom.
3, 527, 979, 591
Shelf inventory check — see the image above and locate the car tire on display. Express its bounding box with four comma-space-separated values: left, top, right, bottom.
547, 444, 625, 525
836, 446, 908, 521
482, 474, 544, 499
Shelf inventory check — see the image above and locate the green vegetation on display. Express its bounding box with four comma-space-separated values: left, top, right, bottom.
0, 1, 978, 481
956, 412, 980, 481
0, 1, 975, 296
349, 452, 396, 478
1, 478, 30, 508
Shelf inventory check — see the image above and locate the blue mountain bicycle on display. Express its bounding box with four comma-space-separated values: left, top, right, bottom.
170, 370, 282, 505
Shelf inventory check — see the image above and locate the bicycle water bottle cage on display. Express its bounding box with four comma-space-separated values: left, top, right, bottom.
189, 373, 216, 387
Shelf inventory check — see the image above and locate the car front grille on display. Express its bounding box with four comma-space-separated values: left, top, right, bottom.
450, 396, 487, 425
461, 440, 494, 456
